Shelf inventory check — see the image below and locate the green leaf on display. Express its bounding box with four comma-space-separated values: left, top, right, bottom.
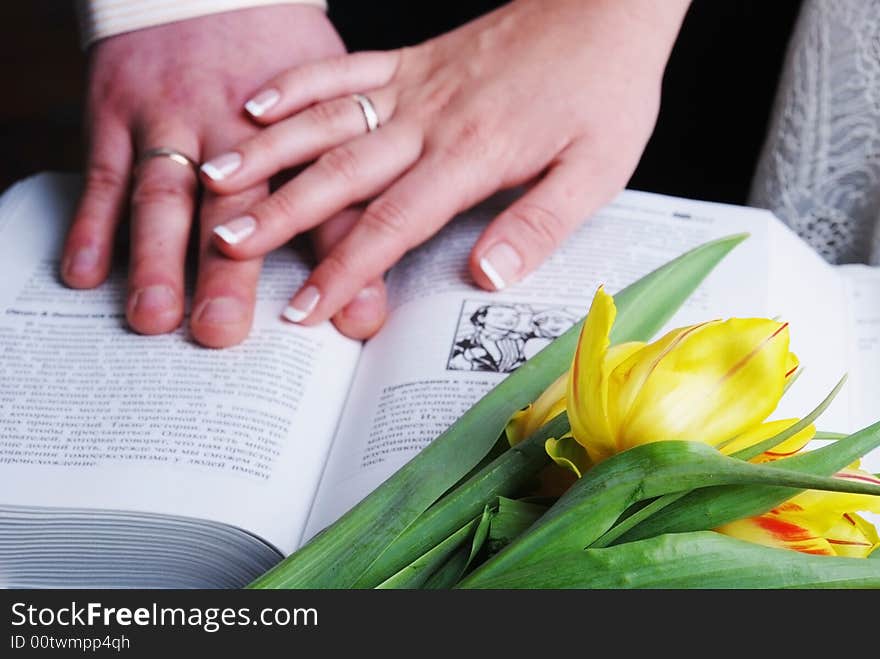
248, 233, 749, 589
352, 413, 567, 587
460, 531, 880, 589
466, 505, 495, 569
379, 505, 495, 589
421, 545, 472, 590
487, 497, 550, 555
375, 518, 478, 590
615, 420, 880, 544
458, 440, 880, 588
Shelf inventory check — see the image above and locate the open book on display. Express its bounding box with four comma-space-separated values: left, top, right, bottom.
1, 173, 878, 588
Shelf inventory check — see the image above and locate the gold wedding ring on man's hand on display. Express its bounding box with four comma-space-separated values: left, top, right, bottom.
135, 147, 201, 177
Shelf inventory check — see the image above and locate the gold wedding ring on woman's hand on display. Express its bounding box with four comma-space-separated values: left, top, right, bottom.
352, 93, 381, 133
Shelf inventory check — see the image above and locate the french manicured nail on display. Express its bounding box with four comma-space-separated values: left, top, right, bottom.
201, 152, 242, 181
282, 285, 321, 323
341, 286, 382, 324
130, 285, 177, 315
479, 242, 523, 290
213, 216, 257, 245
194, 296, 247, 325
244, 89, 281, 117
64, 247, 99, 278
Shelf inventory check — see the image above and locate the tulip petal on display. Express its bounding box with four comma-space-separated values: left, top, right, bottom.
721, 418, 815, 462
824, 513, 879, 558
613, 318, 793, 449
606, 322, 714, 439
567, 287, 618, 463
545, 435, 592, 478
505, 371, 569, 446
718, 466, 880, 558
787, 468, 880, 516
716, 512, 836, 556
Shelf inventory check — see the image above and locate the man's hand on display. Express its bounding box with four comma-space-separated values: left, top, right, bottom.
200, 0, 691, 330
61, 5, 385, 347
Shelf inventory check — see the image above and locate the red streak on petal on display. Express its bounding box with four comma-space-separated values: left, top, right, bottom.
571, 338, 583, 403
771, 322, 790, 339
785, 365, 799, 378
642, 322, 713, 382
764, 447, 804, 458
834, 472, 880, 486
827, 539, 871, 547
722, 322, 789, 383
755, 515, 813, 542
843, 513, 857, 526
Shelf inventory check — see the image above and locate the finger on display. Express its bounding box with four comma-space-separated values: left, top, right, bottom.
470, 144, 611, 291
211, 121, 422, 259
242, 51, 400, 123
310, 208, 388, 339
62, 117, 132, 289
200, 89, 395, 193
190, 184, 267, 348
126, 125, 200, 335
281, 151, 497, 325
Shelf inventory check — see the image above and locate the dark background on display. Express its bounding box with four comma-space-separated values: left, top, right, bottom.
0, 0, 802, 203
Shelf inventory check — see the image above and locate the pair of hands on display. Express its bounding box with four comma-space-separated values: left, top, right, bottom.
63, 0, 689, 348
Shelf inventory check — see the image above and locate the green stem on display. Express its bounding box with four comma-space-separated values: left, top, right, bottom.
589, 491, 689, 548
813, 431, 848, 441
730, 375, 846, 461
352, 414, 569, 588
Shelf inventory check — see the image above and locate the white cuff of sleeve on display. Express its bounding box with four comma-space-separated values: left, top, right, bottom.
77, 0, 328, 48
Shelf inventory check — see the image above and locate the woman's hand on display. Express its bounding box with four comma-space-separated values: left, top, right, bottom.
202, 0, 690, 330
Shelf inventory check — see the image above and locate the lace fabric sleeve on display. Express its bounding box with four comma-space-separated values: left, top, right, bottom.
749, 0, 880, 265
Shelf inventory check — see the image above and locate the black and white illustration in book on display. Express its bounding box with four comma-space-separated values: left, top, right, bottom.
447, 300, 580, 373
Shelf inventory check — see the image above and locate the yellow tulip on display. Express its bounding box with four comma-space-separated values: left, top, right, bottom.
716, 467, 880, 557
566, 286, 799, 464
715, 420, 880, 557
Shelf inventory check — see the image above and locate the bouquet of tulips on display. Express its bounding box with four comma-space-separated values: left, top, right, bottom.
250, 234, 880, 589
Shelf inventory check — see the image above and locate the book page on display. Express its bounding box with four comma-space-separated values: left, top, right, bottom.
0, 174, 361, 554
765, 218, 852, 430
303, 190, 794, 539
838, 264, 880, 474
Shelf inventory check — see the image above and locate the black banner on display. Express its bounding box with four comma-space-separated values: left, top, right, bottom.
0, 588, 872, 656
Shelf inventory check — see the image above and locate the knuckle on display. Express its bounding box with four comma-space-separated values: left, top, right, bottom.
306, 99, 350, 127
504, 202, 568, 252
208, 194, 256, 220
84, 162, 127, 198
436, 116, 490, 161
257, 190, 299, 227
361, 197, 411, 240
316, 145, 361, 184
319, 250, 357, 283
131, 172, 193, 207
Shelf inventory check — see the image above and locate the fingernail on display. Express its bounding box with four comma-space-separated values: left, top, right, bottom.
213, 216, 257, 245
244, 89, 281, 117
282, 285, 321, 323
194, 296, 246, 325
479, 242, 523, 290
342, 286, 382, 324
201, 152, 242, 181
64, 247, 99, 278
130, 285, 177, 315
